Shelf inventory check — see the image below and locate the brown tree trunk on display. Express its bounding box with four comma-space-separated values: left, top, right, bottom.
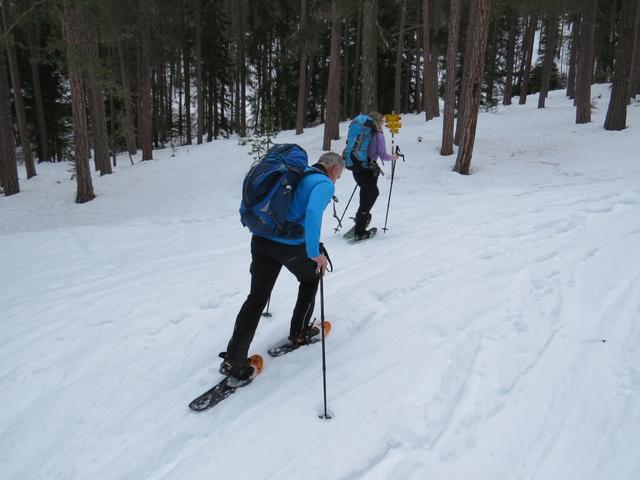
503, 9, 517, 105
238, 0, 247, 136
538, 15, 559, 109
0, 37, 19, 195
323, 0, 341, 151
426, 42, 440, 118
61, 0, 95, 203
83, 14, 112, 175
182, 0, 192, 144
604, 0, 637, 130
393, 0, 407, 113
1, 0, 36, 178
361, 0, 377, 113
576, 0, 598, 124
455, 0, 479, 146
295, 0, 307, 134
138, 0, 153, 159
414, 21, 422, 112
454, 0, 492, 175
629, 1, 640, 99
422, 0, 431, 118
350, 0, 363, 116
118, 43, 137, 156
29, 23, 49, 163
567, 16, 580, 99
441, 0, 461, 156
519, 14, 538, 105
195, 0, 204, 144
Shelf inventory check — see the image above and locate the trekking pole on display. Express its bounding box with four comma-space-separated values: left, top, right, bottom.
261, 295, 272, 317
382, 158, 396, 233
333, 184, 358, 233
318, 274, 331, 420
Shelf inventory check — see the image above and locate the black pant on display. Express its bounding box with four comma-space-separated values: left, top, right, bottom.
225, 236, 320, 367
352, 166, 379, 234
352, 166, 379, 215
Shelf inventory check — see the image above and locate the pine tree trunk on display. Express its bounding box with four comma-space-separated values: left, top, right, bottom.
0, 37, 19, 195
1, 1, 36, 178
182, 0, 192, 144
84, 14, 112, 175
454, 0, 492, 175
576, 0, 598, 124
441, 0, 461, 156
323, 0, 341, 151
350, 0, 363, 116
567, 16, 580, 99
295, 0, 307, 134
61, 0, 95, 203
238, 0, 247, 137
422, 0, 431, 118
538, 15, 559, 108
519, 14, 538, 105
195, 0, 204, 144
503, 9, 517, 105
118, 43, 137, 156
604, 0, 636, 130
629, 1, 640, 99
427, 42, 440, 118
455, 0, 479, 146
29, 23, 49, 163
414, 23, 422, 112
361, 0, 377, 113
138, 0, 153, 159
393, 0, 407, 113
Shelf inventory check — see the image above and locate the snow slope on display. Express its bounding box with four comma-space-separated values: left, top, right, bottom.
2, 85, 640, 480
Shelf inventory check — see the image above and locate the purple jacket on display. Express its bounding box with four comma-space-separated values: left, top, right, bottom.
367, 131, 392, 164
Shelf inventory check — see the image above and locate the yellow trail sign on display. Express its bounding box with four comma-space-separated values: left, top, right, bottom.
384, 113, 401, 123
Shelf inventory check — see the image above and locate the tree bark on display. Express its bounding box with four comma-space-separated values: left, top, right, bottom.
567, 16, 580, 99
538, 15, 559, 108
0, 37, 19, 195
455, 0, 479, 146
519, 14, 538, 105
350, 0, 363, 116
503, 9, 517, 105
576, 0, 598, 124
454, 0, 492, 175
629, 1, 640, 99
238, 0, 247, 136
195, 0, 204, 144
83, 13, 112, 175
295, 0, 307, 134
361, 0, 377, 113
118, 43, 137, 156
28, 22, 49, 163
323, 0, 341, 151
61, 0, 95, 203
393, 0, 407, 113
138, 0, 153, 159
604, 0, 637, 130
1, 0, 36, 178
182, 0, 192, 144
422, 0, 431, 118
426, 42, 440, 118
441, 0, 461, 156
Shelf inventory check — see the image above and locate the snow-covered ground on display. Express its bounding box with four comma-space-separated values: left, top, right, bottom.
2, 85, 640, 480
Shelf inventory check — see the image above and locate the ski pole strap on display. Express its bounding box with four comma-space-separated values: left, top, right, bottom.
331, 196, 341, 229
319, 243, 334, 272
395, 145, 405, 162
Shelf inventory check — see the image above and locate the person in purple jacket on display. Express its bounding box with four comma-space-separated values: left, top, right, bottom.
352, 111, 398, 239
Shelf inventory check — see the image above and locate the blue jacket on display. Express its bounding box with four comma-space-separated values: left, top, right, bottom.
258, 166, 334, 258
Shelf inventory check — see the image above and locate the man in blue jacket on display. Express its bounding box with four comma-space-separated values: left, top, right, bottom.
220, 152, 344, 380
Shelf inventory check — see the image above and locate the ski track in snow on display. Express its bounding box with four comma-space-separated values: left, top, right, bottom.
1, 86, 640, 479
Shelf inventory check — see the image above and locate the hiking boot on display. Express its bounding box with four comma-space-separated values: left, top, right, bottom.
354, 211, 372, 237
289, 323, 322, 345
218, 355, 256, 381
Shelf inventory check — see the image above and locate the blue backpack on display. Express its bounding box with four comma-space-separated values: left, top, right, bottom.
240, 144, 313, 239
342, 114, 377, 170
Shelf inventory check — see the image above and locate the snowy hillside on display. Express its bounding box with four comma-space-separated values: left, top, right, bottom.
2, 86, 640, 480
